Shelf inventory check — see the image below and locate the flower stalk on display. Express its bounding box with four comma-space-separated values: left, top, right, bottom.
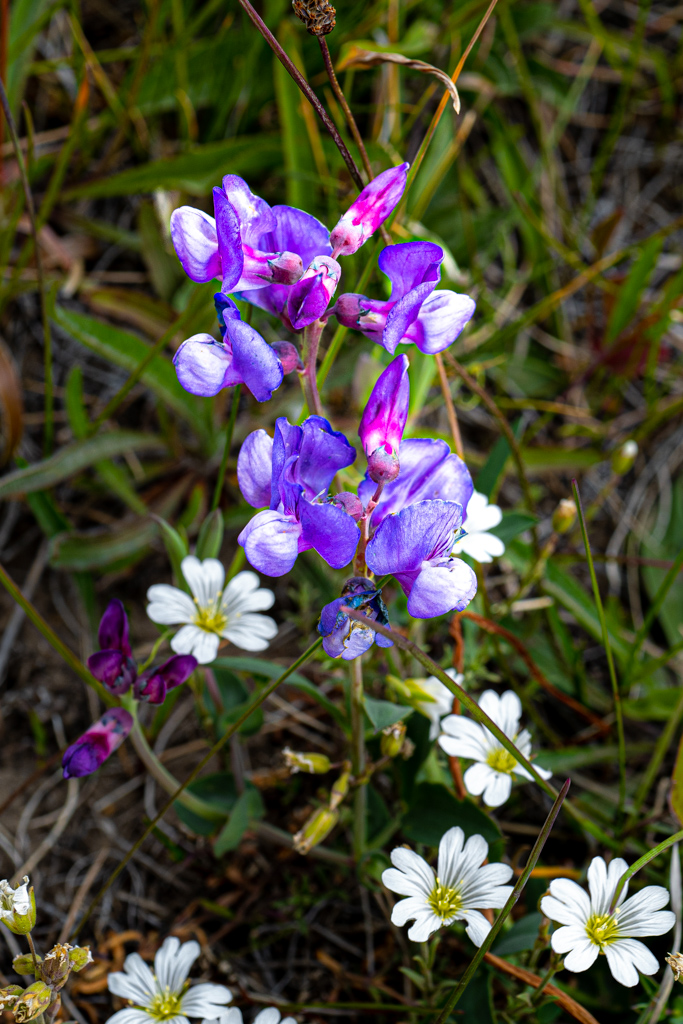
300, 318, 325, 416
350, 657, 366, 861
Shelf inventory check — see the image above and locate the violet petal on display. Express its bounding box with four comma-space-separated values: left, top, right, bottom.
237, 429, 274, 508
170, 207, 221, 283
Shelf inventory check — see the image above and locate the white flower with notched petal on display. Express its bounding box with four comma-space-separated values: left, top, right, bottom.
541, 856, 675, 988
382, 826, 513, 945
206, 1008, 296, 1024
0, 876, 31, 923
147, 557, 277, 664
452, 491, 505, 563
107, 936, 232, 1024
415, 668, 462, 740
438, 690, 551, 808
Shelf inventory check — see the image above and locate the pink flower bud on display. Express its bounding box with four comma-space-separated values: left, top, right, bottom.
330, 163, 409, 258
359, 354, 410, 461
271, 341, 303, 374
287, 255, 341, 330
367, 446, 400, 484
62, 708, 132, 779
331, 492, 364, 521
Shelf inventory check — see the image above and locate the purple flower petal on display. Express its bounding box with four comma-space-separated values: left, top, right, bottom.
97, 598, 131, 655
271, 416, 356, 506
237, 429, 274, 508
366, 500, 462, 576
136, 654, 197, 704
238, 509, 302, 576
359, 354, 409, 460
406, 560, 477, 618
212, 187, 244, 293
170, 207, 221, 283
404, 290, 476, 354
62, 708, 133, 779
287, 256, 341, 330
226, 317, 284, 402
299, 500, 360, 569
379, 241, 443, 301
173, 334, 234, 397
382, 282, 438, 354
87, 650, 136, 694
330, 164, 409, 257
270, 340, 302, 374
221, 174, 276, 245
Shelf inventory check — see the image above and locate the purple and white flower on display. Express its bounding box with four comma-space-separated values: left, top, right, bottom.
62, 708, 133, 780
359, 354, 409, 484
333, 241, 475, 355
318, 577, 393, 660
330, 164, 409, 258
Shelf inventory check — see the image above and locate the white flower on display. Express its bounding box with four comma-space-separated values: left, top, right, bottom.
438, 690, 551, 808
414, 668, 462, 740
0, 876, 30, 923
206, 1009, 296, 1024
147, 557, 277, 664
452, 491, 505, 563
107, 936, 232, 1024
382, 826, 513, 945
541, 856, 675, 988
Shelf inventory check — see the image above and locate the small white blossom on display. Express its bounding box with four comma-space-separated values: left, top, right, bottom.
207, 1008, 296, 1024
415, 668, 462, 740
438, 690, 551, 808
452, 491, 505, 563
107, 936, 232, 1024
382, 826, 513, 945
541, 856, 675, 988
0, 877, 30, 923
147, 557, 277, 664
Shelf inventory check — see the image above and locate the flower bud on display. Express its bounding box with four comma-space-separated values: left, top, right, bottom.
552, 498, 577, 535
331, 492, 364, 521
283, 748, 332, 775
13, 982, 52, 1022
40, 945, 73, 992
287, 256, 341, 330
666, 951, 683, 981
612, 440, 638, 476
381, 721, 407, 758
329, 767, 351, 810
0, 877, 36, 935
62, 708, 133, 780
270, 341, 302, 375
293, 807, 339, 854
0, 986, 24, 1011
359, 355, 409, 462
68, 946, 93, 973
367, 446, 400, 484
330, 164, 409, 258
12, 955, 39, 976
292, 0, 336, 35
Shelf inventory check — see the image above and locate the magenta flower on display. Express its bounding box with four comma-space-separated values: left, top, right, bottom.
359, 354, 409, 484
287, 256, 341, 330
173, 294, 283, 402
237, 416, 360, 576
62, 708, 133, 779
134, 654, 198, 705
333, 241, 475, 355
330, 164, 409, 258
365, 499, 477, 618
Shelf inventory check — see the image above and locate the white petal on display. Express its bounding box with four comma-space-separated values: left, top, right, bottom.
171, 625, 220, 664
540, 893, 587, 927
204, 1011, 242, 1024
180, 984, 233, 1017
605, 857, 630, 909
497, 691, 523, 737
222, 614, 278, 651
391, 895, 429, 926
155, 937, 200, 994
463, 762, 497, 798
548, 925, 588, 954
562, 939, 599, 974
604, 941, 644, 987
546, 877, 591, 923
459, 833, 490, 880
406, 912, 442, 942
253, 1011, 281, 1024
454, 531, 505, 563
181, 556, 225, 607
437, 827, 465, 885
389, 848, 435, 893
438, 716, 489, 761
608, 938, 659, 980
482, 771, 512, 808
146, 585, 196, 625
462, 909, 492, 947
221, 572, 274, 615
107, 1011, 153, 1024
617, 886, 673, 933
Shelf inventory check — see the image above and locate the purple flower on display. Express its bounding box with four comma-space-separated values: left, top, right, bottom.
87, 599, 137, 695
359, 354, 409, 484
173, 294, 283, 402
287, 256, 341, 330
237, 416, 360, 576
365, 499, 477, 618
134, 654, 197, 705
62, 708, 133, 779
359, 437, 473, 530
319, 577, 394, 660
333, 242, 476, 355
170, 176, 304, 294
330, 164, 409, 258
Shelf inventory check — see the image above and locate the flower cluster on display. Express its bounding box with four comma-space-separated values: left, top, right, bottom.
170, 167, 476, 402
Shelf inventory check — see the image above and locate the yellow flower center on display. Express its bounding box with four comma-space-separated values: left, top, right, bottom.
148, 990, 183, 1021
192, 597, 228, 634
427, 877, 463, 920
585, 912, 620, 950
486, 747, 518, 774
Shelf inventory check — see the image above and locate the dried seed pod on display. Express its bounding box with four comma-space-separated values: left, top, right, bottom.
292, 0, 336, 36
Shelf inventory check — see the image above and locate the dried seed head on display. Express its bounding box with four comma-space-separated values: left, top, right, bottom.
292, 0, 336, 36
667, 951, 683, 981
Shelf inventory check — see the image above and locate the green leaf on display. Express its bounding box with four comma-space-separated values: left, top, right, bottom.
174, 772, 235, 836
157, 517, 190, 591
363, 695, 414, 733
491, 511, 538, 544
403, 782, 501, 848
542, 560, 630, 659
65, 136, 282, 198
49, 520, 159, 571
213, 656, 346, 726
492, 912, 543, 955
195, 509, 224, 560
475, 418, 523, 498
671, 731, 683, 827
0, 432, 165, 498
53, 306, 210, 440
65, 366, 89, 440
214, 786, 264, 856
606, 235, 663, 343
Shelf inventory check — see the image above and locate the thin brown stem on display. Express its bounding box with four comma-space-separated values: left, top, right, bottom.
237, 0, 364, 190
318, 36, 372, 181
300, 319, 325, 416
434, 352, 463, 458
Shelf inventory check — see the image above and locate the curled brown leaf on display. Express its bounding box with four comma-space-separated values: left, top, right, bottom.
0, 336, 23, 466
336, 44, 460, 113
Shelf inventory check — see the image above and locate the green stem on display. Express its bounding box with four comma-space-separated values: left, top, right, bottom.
0, 561, 109, 702
624, 686, 683, 833
72, 637, 324, 939
211, 384, 241, 511
530, 961, 559, 1005
138, 630, 172, 672
609, 828, 683, 913
350, 657, 366, 861
0, 77, 53, 456
434, 780, 571, 1023
300, 319, 325, 416
342, 606, 616, 850
318, 36, 372, 181
572, 480, 626, 818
